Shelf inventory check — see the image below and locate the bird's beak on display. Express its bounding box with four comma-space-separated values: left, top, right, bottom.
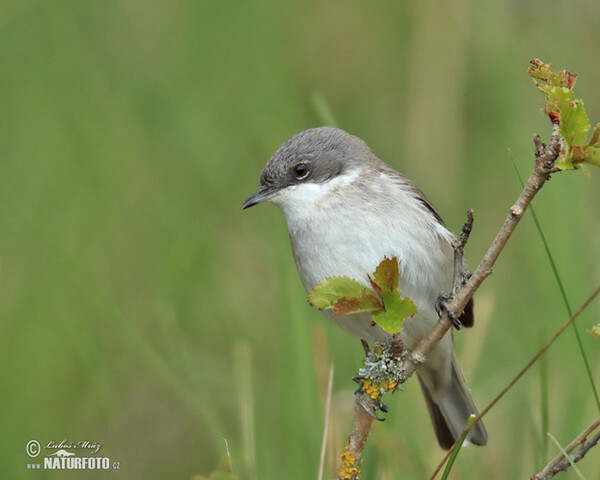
241, 186, 276, 209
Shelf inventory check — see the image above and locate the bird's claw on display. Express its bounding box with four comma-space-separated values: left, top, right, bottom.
360, 339, 370, 356
354, 388, 387, 421
435, 293, 463, 330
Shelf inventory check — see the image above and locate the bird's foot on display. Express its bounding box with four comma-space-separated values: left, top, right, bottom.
353, 387, 387, 421
435, 293, 463, 330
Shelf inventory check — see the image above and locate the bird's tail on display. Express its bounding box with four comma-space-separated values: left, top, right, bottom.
417, 352, 488, 450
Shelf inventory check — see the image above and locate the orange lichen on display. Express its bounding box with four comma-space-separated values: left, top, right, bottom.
361, 378, 397, 400
339, 444, 359, 479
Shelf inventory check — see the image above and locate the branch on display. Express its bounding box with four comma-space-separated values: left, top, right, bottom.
452, 208, 474, 294
531, 416, 600, 479
407, 124, 560, 373
338, 392, 377, 480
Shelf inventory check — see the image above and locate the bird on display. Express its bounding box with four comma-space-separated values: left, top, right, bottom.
241, 126, 487, 449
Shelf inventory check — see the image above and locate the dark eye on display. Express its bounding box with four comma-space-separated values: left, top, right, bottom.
293, 163, 309, 180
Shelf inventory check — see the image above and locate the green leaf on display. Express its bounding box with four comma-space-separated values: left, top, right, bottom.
539, 85, 591, 148
372, 291, 417, 334
369, 257, 417, 333
307, 257, 417, 330
541, 85, 573, 114
528, 60, 600, 170
308, 277, 367, 309
308, 277, 382, 315
561, 99, 590, 146
372, 257, 399, 292
556, 155, 576, 171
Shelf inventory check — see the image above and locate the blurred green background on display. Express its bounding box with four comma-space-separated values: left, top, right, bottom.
1, 0, 599, 478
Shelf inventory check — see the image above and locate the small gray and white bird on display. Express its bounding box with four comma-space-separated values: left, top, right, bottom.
242, 126, 487, 449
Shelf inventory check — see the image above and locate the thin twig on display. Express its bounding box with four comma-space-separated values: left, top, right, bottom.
407, 126, 560, 374
428, 284, 600, 480
452, 209, 474, 294
568, 431, 600, 465
532, 416, 600, 479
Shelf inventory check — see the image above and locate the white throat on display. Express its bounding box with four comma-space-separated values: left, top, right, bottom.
268, 169, 361, 226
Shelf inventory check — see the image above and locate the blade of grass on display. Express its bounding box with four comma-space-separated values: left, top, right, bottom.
440, 415, 476, 480
510, 150, 600, 413
539, 329, 549, 464
317, 362, 334, 480
224, 438, 235, 474
234, 342, 257, 480
547, 432, 587, 480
